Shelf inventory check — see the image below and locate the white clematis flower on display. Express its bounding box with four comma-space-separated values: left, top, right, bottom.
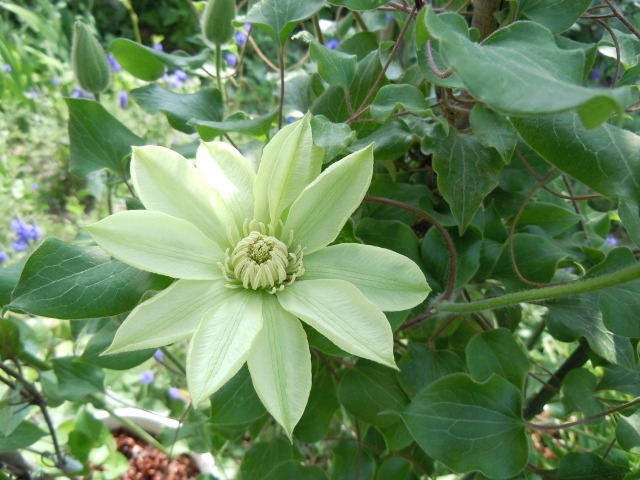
85, 114, 430, 437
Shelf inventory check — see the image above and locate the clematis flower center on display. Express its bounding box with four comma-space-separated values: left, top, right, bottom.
221, 223, 305, 293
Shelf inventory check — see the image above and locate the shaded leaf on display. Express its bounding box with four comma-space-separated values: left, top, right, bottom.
424, 10, 629, 127
616, 412, 640, 454
192, 111, 277, 141
0, 422, 47, 453
65, 98, 144, 177
52, 357, 105, 401
370, 84, 430, 122
130, 85, 223, 134
310, 115, 355, 162
469, 105, 518, 163
397, 344, 465, 398
512, 113, 640, 201
556, 452, 627, 479
402, 373, 528, 479
519, 0, 591, 33
9, 238, 172, 319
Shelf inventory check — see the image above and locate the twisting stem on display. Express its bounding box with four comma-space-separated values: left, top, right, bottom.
426, 40, 453, 78
594, 18, 622, 88
604, 0, 640, 41
437, 260, 640, 314
0, 361, 65, 470
527, 396, 640, 430
347, 5, 416, 125
364, 195, 458, 300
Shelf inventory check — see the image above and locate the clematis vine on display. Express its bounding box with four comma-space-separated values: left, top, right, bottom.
85, 114, 430, 437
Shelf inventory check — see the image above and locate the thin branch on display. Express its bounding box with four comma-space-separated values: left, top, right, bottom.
604, 0, 640, 41
594, 18, 622, 88
426, 40, 453, 78
247, 35, 279, 71
364, 195, 457, 300
527, 396, 640, 431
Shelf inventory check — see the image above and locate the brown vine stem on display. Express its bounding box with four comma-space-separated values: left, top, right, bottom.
346, 5, 417, 125
604, 0, 640, 41
515, 149, 601, 201
594, 18, 622, 88
247, 35, 279, 71
426, 40, 453, 79
364, 195, 457, 300
508, 169, 570, 288
526, 397, 640, 431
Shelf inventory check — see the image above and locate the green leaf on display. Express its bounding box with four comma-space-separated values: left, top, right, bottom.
240, 438, 293, 480
65, 98, 145, 177
370, 84, 430, 123
469, 105, 518, 163
616, 412, 640, 454
466, 328, 530, 390
430, 127, 504, 233
52, 357, 105, 401
375, 457, 413, 480
0, 319, 22, 360
294, 364, 339, 442
397, 344, 465, 398
310, 115, 355, 162
599, 364, 640, 396
546, 293, 636, 369
337, 360, 409, 427
511, 113, 640, 201
402, 373, 528, 479
109, 38, 165, 80
264, 462, 327, 480
424, 10, 629, 127
517, 202, 582, 237
590, 248, 640, 338
618, 200, 640, 249
350, 119, 415, 162
192, 111, 277, 141
519, 0, 591, 33
242, 0, 326, 48
599, 28, 640, 68
209, 365, 267, 439
356, 218, 424, 269
328, 0, 392, 10
0, 261, 23, 310
8, 238, 172, 319
491, 233, 566, 291
561, 369, 603, 419
421, 225, 481, 292
130, 85, 223, 134
0, 421, 47, 452
556, 452, 627, 479
306, 37, 357, 89
80, 319, 155, 370
330, 442, 376, 480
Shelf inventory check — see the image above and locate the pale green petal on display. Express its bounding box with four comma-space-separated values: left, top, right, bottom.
132, 145, 237, 247
196, 141, 255, 232
277, 279, 396, 368
283, 144, 373, 254
187, 291, 263, 404
106, 279, 239, 353
253, 113, 324, 224
304, 244, 430, 312
85, 211, 223, 280
247, 295, 311, 438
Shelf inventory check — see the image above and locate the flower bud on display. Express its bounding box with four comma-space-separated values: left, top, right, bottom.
201, 0, 235, 47
71, 20, 111, 94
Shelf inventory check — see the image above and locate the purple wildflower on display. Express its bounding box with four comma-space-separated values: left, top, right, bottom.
12, 240, 28, 252
327, 39, 339, 50
589, 69, 601, 81
107, 53, 122, 72
174, 69, 188, 82
235, 31, 247, 46
168, 387, 180, 400
153, 43, 164, 51
119, 89, 128, 109
140, 370, 155, 384
27, 91, 38, 99
225, 53, 237, 68
154, 349, 164, 361
71, 87, 84, 98
0, 251, 9, 263
244, 23, 251, 32
51, 77, 60, 86
3, 64, 11, 73
386, 12, 393, 23
605, 235, 618, 246
31, 182, 39, 191
285, 117, 294, 124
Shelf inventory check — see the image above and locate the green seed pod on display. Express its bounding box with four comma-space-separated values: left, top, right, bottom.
71, 20, 111, 95
201, 0, 236, 47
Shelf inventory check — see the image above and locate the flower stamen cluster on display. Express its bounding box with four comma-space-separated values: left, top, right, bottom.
220, 220, 305, 293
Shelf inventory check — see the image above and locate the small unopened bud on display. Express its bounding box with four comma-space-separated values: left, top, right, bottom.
72, 20, 111, 94
201, 0, 236, 47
